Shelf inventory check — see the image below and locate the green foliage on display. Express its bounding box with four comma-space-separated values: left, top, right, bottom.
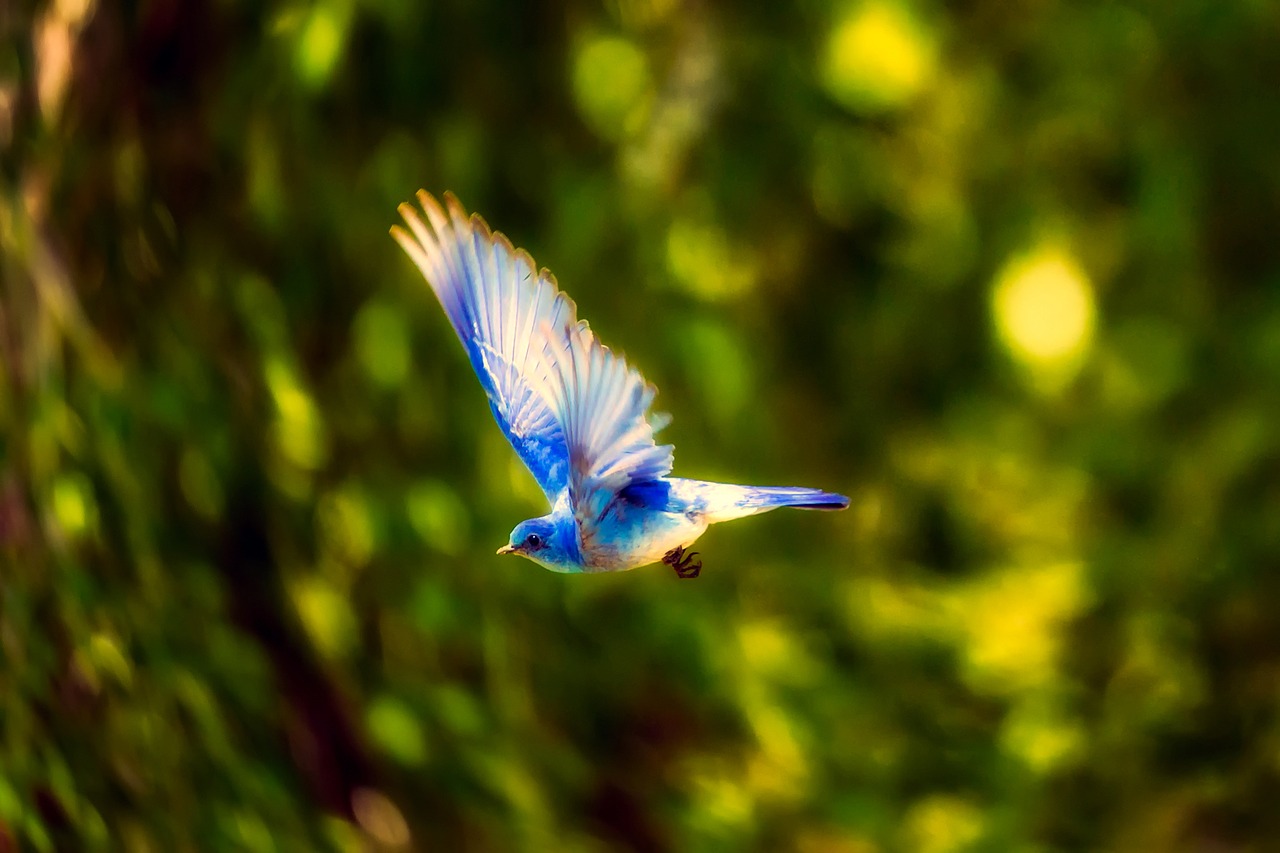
4, 0, 1280, 849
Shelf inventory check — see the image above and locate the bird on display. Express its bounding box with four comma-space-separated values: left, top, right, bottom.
391, 191, 848, 578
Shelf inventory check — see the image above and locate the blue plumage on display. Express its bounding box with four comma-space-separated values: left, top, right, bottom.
391, 192, 847, 577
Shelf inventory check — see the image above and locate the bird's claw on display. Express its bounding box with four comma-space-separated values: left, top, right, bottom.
663, 546, 702, 579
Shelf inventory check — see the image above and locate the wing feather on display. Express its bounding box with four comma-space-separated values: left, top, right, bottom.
540, 319, 674, 542
391, 192, 575, 500
392, 191, 674, 544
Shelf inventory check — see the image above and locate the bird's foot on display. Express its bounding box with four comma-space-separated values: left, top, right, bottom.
662, 546, 702, 579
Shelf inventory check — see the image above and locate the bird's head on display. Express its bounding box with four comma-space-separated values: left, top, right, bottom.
497, 516, 580, 573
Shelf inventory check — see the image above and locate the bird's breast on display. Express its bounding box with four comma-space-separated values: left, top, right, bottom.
583, 503, 707, 572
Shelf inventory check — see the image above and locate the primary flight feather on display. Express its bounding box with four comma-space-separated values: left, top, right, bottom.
391, 191, 847, 578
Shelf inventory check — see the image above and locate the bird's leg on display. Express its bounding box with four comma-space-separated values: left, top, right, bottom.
662, 546, 702, 579
676, 553, 702, 579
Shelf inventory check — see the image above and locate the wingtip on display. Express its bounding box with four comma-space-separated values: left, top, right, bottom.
469, 211, 496, 243
494, 230, 516, 257
444, 191, 470, 226
389, 222, 412, 246
393, 202, 433, 256
415, 190, 450, 231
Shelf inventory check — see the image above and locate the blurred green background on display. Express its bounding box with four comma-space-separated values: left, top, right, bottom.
4, 0, 1280, 849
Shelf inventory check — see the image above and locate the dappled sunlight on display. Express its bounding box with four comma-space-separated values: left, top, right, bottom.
950, 562, 1092, 695
1000, 696, 1085, 774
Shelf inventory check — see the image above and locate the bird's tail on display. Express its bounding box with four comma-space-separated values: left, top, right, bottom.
691, 481, 850, 524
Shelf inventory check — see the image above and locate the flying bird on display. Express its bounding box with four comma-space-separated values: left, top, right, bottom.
391, 191, 847, 578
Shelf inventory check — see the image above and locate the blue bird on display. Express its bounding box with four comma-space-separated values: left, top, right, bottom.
391, 191, 848, 578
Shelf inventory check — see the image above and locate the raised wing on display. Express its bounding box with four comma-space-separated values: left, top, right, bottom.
540, 317, 675, 547
391, 191, 576, 501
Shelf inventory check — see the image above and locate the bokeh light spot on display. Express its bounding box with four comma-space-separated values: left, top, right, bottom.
318, 486, 375, 568
666, 216, 757, 301
366, 696, 428, 766
901, 795, 983, 853
51, 472, 95, 537
88, 632, 133, 689
822, 1, 937, 114
992, 246, 1096, 381
295, 4, 347, 90
266, 358, 329, 470
351, 788, 410, 848
686, 758, 755, 834
292, 578, 357, 660
572, 35, 653, 141
36, 0, 99, 124
1000, 699, 1084, 774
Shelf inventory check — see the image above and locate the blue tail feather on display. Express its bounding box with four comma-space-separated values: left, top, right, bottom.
740, 486, 850, 511
667, 478, 849, 523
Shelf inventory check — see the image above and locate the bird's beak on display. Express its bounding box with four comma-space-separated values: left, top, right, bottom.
496, 545, 515, 556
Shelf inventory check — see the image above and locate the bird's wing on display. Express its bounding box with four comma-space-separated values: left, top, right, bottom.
539, 316, 675, 548
392, 191, 674, 533
391, 191, 576, 501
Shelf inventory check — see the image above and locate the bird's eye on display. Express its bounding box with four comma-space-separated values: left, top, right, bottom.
525, 533, 542, 548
